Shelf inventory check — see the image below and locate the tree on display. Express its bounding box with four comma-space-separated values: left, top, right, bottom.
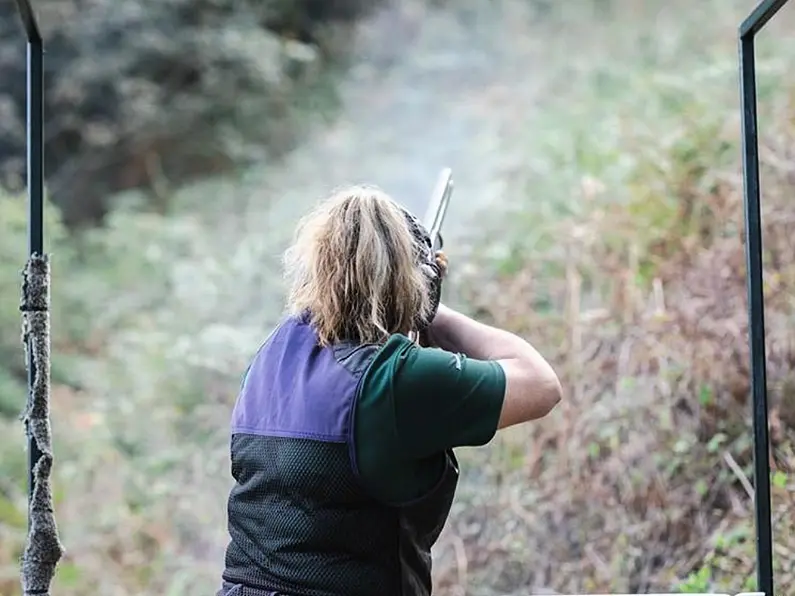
0, 0, 380, 227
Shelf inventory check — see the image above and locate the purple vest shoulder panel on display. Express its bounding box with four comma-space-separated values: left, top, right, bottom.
231, 316, 363, 443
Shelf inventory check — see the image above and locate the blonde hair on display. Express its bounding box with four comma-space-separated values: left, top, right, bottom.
283, 185, 432, 346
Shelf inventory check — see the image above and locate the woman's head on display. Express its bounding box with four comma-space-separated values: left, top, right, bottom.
283, 185, 436, 346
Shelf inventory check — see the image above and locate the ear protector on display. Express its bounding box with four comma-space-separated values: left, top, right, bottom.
401, 206, 444, 330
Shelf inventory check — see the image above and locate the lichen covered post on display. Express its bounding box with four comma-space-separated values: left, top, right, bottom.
15, 1, 65, 594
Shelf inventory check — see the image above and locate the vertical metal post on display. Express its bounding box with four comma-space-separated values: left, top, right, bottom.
739, 1, 790, 594
739, 34, 774, 596
14, 0, 44, 512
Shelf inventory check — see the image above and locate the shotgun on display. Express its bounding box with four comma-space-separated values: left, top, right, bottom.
423, 167, 453, 252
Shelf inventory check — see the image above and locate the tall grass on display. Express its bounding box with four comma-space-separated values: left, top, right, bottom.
436, 1, 795, 594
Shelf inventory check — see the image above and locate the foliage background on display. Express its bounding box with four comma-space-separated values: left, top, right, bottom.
0, 0, 793, 594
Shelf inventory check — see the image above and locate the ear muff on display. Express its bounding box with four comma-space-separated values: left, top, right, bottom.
401, 206, 443, 330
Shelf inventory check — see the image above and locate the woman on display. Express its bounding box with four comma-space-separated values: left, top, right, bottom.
218, 186, 562, 596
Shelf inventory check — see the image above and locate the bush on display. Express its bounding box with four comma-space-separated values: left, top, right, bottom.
435, 1, 795, 594
0, 0, 381, 227
0, 192, 256, 594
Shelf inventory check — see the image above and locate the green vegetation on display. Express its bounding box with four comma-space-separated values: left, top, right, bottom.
0, 0, 376, 227
441, 1, 795, 594
1, 1, 794, 595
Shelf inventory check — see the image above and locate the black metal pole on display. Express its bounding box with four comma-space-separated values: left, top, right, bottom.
738, 1, 790, 595
14, 0, 44, 509
741, 0, 789, 37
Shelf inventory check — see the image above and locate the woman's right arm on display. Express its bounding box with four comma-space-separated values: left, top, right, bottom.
426, 304, 562, 429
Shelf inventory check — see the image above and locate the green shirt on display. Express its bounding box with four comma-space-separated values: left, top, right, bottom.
353, 334, 506, 505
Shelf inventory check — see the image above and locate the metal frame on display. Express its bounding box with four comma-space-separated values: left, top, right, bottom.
8, 0, 786, 594
14, 0, 45, 516
739, 1, 790, 596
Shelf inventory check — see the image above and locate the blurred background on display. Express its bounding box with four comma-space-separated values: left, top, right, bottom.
1, 0, 794, 594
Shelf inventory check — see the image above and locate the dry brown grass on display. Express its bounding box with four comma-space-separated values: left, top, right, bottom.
432, 70, 795, 596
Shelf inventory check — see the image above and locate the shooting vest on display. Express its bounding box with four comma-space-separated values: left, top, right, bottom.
221, 315, 459, 596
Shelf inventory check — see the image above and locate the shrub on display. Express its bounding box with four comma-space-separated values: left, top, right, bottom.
436, 1, 795, 593
0, 0, 382, 227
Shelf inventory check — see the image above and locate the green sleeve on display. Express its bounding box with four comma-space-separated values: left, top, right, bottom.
388, 335, 506, 458
393, 336, 505, 458
354, 334, 506, 503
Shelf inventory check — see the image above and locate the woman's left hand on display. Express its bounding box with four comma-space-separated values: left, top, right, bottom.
435, 250, 448, 279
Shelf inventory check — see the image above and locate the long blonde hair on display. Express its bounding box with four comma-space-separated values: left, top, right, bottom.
283, 185, 432, 346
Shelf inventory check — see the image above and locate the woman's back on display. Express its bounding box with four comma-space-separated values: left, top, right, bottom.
224, 315, 463, 596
